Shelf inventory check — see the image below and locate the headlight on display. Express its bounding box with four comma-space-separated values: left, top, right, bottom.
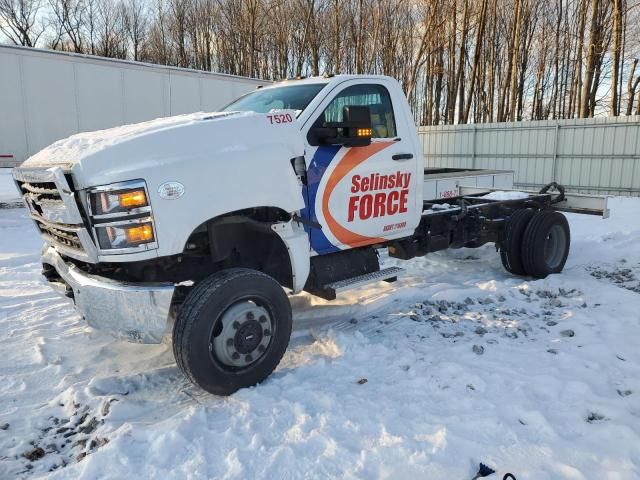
89, 182, 149, 217
87, 180, 158, 253
95, 220, 155, 250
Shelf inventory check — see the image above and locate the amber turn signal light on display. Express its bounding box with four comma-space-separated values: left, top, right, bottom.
125, 223, 154, 244
118, 190, 147, 208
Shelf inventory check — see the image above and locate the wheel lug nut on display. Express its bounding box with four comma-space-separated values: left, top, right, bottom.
232, 321, 241, 329
258, 345, 266, 353
226, 338, 234, 346
232, 352, 240, 360
247, 311, 254, 320
245, 354, 252, 362
263, 329, 271, 337
259, 316, 267, 323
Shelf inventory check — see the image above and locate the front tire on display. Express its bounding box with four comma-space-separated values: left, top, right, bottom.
173, 268, 292, 396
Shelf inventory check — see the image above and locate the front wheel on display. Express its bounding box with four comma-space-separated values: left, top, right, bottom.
172, 268, 292, 396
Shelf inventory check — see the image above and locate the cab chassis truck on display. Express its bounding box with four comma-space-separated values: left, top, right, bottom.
12, 75, 609, 395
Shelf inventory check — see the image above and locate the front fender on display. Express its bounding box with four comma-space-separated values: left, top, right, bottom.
150, 145, 306, 257
71, 112, 306, 260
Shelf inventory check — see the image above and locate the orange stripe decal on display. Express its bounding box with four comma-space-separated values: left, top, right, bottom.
322, 142, 394, 248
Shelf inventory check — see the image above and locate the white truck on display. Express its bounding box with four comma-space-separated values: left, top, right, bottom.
12, 75, 608, 395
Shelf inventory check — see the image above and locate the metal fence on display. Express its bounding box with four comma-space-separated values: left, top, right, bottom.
418, 116, 640, 196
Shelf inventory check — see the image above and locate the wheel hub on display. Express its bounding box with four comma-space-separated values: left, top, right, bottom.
234, 320, 263, 354
544, 224, 567, 269
212, 302, 272, 368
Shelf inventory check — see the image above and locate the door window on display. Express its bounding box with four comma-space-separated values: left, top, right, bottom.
318, 84, 397, 139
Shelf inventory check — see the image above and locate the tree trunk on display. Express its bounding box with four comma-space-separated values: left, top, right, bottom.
334, 0, 340, 72
455, 0, 469, 124
508, 0, 522, 121
551, 0, 562, 119
569, 0, 587, 118
487, 0, 497, 122
580, 0, 599, 118
610, 0, 622, 115
434, 48, 443, 125
626, 59, 639, 116
446, 0, 457, 124
462, 0, 487, 123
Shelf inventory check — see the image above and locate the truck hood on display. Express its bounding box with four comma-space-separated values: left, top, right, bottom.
20, 111, 250, 170
19, 110, 304, 189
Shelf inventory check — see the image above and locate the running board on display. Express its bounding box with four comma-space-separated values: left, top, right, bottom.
323, 267, 404, 300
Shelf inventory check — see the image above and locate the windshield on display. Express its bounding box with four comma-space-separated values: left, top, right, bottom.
222, 84, 326, 115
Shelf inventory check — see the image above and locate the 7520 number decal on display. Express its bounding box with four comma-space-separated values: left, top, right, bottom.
267, 113, 293, 124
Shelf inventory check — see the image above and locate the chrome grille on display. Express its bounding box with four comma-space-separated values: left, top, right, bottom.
17, 180, 70, 224
13, 167, 98, 262
40, 223, 84, 251
20, 181, 60, 197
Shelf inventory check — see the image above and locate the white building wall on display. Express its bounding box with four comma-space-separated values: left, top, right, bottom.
418, 116, 640, 196
0, 45, 266, 166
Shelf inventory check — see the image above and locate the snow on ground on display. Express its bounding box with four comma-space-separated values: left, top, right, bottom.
1, 199, 639, 479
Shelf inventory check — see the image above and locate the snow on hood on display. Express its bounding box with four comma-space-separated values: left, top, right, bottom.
20, 111, 246, 169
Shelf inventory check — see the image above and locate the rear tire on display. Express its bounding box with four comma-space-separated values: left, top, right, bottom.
500, 208, 536, 275
173, 268, 292, 396
521, 210, 570, 278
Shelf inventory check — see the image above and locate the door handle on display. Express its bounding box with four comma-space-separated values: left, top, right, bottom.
392, 153, 414, 161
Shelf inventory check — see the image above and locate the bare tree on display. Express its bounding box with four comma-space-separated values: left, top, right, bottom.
610, 0, 623, 115
123, 0, 147, 60
48, 0, 87, 52
4, 0, 640, 122
0, 0, 45, 46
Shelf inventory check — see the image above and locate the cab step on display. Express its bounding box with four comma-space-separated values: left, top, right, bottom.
323, 267, 404, 299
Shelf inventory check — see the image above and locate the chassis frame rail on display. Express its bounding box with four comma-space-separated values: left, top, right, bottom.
456, 185, 610, 218
387, 183, 608, 262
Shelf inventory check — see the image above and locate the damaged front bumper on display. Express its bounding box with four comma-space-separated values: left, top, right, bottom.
42, 246, 175, 343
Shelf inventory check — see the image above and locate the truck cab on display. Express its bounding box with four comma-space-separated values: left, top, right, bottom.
13, 75, 605, 395
224, 75, 424, 255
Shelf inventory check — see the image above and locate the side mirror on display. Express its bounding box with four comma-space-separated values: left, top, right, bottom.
340, 106, 372, 147
311, 105, 372, 147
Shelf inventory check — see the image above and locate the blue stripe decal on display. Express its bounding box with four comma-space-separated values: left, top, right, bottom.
303, 145, 341, 254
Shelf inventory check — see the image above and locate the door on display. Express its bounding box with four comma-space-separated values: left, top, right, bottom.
302, 81, 419, 254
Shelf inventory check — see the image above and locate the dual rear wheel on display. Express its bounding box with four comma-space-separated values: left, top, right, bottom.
500, 209, 570, 278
